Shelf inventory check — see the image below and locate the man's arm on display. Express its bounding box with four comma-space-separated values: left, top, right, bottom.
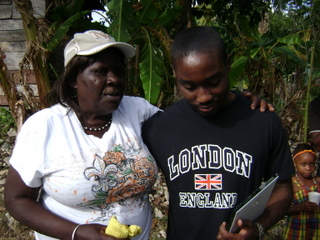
255, 178, 293, 233
217, 178, 293, 240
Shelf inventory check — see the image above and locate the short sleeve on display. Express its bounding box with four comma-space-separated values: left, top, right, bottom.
267, 116, 294, 182
9, 111, 52, 188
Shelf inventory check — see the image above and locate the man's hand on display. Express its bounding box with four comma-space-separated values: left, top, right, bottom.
242, 91, 275, 112
217, 219, 259, 240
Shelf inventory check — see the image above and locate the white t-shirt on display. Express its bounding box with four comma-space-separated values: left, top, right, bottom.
9, 96, 159, 240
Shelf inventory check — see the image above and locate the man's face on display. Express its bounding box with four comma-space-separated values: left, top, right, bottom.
174, 51, 233, 117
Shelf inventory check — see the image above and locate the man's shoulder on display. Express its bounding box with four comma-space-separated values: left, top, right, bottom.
147, 99, 181, 116
142, 102, 182, 132
144, 110, 165, 124
235, 94, 275, 115
234, 94, 282, 127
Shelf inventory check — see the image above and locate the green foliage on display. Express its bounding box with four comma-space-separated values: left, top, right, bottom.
106, 0, 171, 105
45, 0, 320, 141
41, 0, 281, 107
0, 108, 15, 140
137, 0, 158, 24
229, 56, 248, 88
46, 10, 93, 51
104, 0, 272, 105
279, 33, 302, 45
139, 28, 164, 104
45, 0, 107, 53
8, 0, 320, 141
107, 0, 134, 42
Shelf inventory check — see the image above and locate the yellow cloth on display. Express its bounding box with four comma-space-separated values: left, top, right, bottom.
105, 216, 142, 238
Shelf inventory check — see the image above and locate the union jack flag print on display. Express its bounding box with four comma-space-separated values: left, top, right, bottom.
194, 174, 222, 190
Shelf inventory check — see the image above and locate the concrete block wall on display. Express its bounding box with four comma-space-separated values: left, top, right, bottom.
0, 0, 45, 106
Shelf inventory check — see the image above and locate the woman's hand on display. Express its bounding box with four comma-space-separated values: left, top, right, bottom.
73, 224, 130, 240
241, 91, 275, 112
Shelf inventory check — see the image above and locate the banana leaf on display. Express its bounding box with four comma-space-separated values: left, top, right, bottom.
139, 28, 164, 104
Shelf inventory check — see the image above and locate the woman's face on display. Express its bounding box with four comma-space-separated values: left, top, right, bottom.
74, 49, 126, 115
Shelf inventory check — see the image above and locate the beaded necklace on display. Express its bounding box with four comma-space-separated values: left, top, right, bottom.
295, 173, 318, 192
83, 118, 112, 131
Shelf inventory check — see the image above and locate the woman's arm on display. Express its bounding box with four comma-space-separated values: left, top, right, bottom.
4, 166, 124, 240
241, 91, 275, 112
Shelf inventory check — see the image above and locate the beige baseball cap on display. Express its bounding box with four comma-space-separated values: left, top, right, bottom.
64, 30, 136, 66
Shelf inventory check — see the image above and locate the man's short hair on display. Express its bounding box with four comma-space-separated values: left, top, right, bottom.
171, 26, 227, 67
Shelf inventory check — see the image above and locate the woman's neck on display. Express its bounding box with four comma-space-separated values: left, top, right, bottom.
77, 112, 112, 138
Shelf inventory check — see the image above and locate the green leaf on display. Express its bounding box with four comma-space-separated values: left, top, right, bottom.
65, 0, 85, 15
48, 0, 85, 21
249, 48, 260, 58
139, 28, 164, 104
108, 18, 131, 43
46, 10, 92, 51
314, 69, 320, 79
229, 56, 248, 88
273, 46, 302, 63
138, 0, 158, 23
278, 33, 302, 45
158, 8, 180, 26
107, 0, 134, 42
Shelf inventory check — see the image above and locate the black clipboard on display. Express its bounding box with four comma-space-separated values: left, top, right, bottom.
227, 174, 279, 233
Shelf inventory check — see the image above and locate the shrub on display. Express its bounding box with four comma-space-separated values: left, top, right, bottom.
0, 108, 15, 140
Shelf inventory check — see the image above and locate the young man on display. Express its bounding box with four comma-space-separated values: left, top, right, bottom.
142, 26, 294, 240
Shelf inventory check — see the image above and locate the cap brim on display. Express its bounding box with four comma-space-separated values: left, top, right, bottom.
77, 42, 136, 58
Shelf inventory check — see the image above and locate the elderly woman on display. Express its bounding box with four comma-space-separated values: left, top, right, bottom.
4, 30, 272, 240
4, 30, 159, 240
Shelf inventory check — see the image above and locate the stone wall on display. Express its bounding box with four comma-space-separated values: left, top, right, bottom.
0, 0, 45, 106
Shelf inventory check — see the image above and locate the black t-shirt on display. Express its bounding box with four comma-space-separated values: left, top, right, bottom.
142, 93, 294, 240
